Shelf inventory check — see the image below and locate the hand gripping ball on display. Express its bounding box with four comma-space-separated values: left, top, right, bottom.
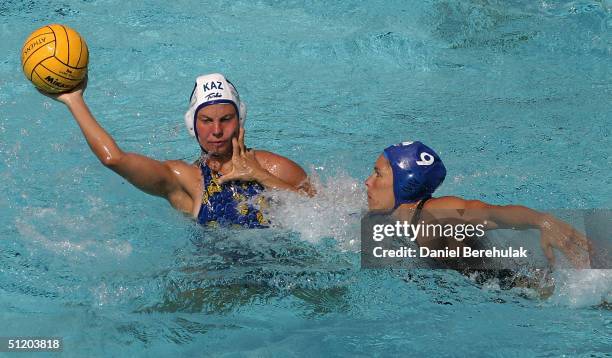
21, 24, 89, 93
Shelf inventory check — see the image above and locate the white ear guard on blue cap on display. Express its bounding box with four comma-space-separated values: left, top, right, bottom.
184, 73, 247, 137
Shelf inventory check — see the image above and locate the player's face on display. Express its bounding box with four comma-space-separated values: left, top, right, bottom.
195, 104, 239, 156
365, 155, 396, 210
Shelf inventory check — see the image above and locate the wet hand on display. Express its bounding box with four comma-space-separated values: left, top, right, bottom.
218, 127, 268, 184
37, 74, 87, 106
539, 214, 591, 269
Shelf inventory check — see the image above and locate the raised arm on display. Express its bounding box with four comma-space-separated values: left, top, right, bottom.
42, 82, 196, 214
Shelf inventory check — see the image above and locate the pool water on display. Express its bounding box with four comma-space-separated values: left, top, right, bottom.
1, 0, 611, 356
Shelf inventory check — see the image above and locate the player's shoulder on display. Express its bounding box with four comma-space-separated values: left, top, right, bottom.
163, 159, 201, 180
253, 150, 304, 172
253, 149, 287, 162
164, 159, 197, 170
425, 196, 489, 210
425, 196, 467, 209
253, 150, 308, 187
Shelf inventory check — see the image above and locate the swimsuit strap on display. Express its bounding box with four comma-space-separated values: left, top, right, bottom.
200, 160, 212, 181
410, 195, 431, 226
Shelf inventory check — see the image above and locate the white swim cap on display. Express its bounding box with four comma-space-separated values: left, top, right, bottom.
184, 73, 247, 137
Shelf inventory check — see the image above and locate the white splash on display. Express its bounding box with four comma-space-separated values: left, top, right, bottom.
549, 269, 612, 307
15, 206, 133, 259
265, 169, 366, 251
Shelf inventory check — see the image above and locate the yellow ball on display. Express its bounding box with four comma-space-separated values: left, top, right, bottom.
21, 24, 89, 93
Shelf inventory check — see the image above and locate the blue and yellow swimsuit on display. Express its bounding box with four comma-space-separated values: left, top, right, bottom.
196, 162, 269, 228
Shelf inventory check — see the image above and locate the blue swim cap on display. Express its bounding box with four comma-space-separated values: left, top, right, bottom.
383, 141, 446, 207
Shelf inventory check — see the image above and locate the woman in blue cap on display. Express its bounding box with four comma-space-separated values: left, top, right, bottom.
365, 141, 591, 269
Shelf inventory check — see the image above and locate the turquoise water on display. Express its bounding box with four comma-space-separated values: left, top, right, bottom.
1, 0, 611, 356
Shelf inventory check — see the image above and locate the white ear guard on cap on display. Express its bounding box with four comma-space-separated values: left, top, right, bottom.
184, 73, 247, 137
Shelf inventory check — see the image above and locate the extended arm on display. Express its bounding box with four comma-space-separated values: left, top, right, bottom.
43, 83, 195, 213
427, 196, 591, 268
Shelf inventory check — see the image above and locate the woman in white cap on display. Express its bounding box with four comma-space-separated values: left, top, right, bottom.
42, 74, 311, 227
